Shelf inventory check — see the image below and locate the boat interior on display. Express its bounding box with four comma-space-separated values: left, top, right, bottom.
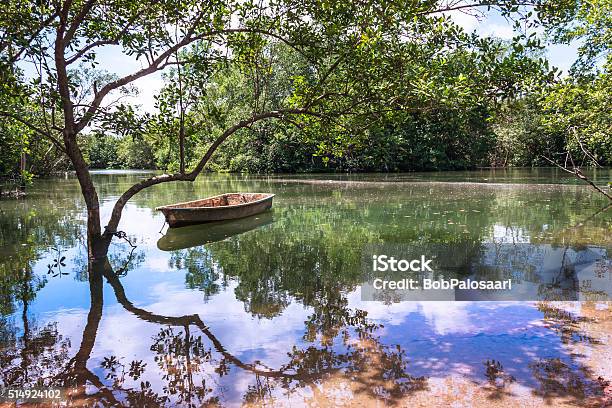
162, 193, 270, 209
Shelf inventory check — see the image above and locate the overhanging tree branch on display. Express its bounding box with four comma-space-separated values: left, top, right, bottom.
65, 4, 157, 65
103, 108, 322, 236
73, 25, 312, 133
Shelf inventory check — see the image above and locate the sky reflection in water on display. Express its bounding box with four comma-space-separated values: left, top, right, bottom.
0, 170, 610, 406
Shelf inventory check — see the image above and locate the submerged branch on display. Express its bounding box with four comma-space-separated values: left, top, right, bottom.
541, 155, 612, 201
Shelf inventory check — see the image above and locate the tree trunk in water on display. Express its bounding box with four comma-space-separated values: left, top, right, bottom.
75, 258, 104, 368
87, 217, 111, 260
61, 134, 111, 260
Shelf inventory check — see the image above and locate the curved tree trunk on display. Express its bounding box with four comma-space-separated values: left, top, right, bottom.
64, 134, 109, 259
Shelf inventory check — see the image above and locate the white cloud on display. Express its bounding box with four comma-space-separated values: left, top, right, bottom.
480, 23, 516, 40
125, 74, 163, 113
445, 9, 480, 33
346, 290, 478, 335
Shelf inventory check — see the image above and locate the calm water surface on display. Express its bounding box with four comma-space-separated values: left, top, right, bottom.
0, 169, 610, 406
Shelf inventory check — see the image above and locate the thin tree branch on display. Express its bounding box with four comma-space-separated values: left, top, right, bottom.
4, 12, 59, 63
63, 0, 97, 45
570, 127, 601, 167
65, 4, 155, 65
417, 1, 539, 16
0, 111, 66, 153
541, 155, 612, 201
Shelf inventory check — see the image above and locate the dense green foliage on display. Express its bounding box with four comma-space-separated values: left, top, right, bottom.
492, 64, 611, 167
124, 37, 558, 173
121, 45, 608, 173
543, 70, 611, 165
0, 68, 30, 179
82, 133, 155, 169
0, 0, 610, 179
541, 0, 611, 72
491, 0, 611, 167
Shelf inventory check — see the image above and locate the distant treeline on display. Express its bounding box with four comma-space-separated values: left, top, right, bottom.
71, 65, 610, 174
2, 64, 609, 177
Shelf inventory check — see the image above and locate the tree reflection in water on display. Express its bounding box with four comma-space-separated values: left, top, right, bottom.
7, 258, 424, 406
0, 265, 72, 390
0, 177, 610, 406
1, 256, 606, 406
527, 303, 611, 406
529, 357, 608, 405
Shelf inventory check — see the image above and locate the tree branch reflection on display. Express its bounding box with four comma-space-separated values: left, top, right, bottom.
49, 257, 429, 405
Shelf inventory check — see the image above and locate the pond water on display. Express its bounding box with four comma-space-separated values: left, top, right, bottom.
0, 169, 610, 407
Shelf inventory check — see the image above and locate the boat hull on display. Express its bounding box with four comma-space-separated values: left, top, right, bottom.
156, 193, 274, 228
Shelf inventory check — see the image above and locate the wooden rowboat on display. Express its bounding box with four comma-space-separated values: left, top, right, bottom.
156, 192, 275, 228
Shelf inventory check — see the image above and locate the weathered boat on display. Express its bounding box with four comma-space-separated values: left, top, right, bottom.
156, 192, 275, 228
157, 211, 274, 250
